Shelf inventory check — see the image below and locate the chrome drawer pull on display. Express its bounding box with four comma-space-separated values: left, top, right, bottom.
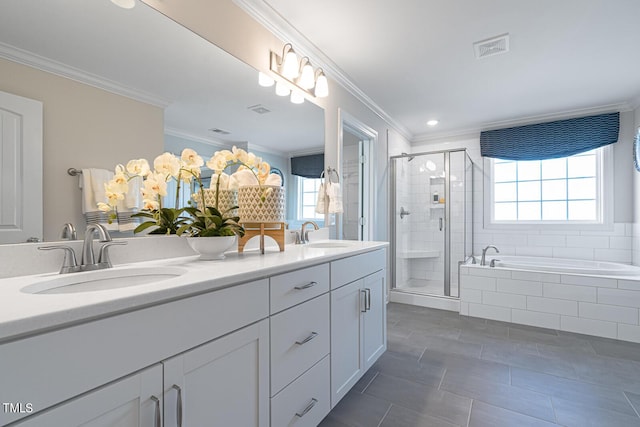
150, 396, 161, 427
294, 281, 317, 290
172, 384, 183, 427
295, 398, 318, 418
295, 331, 318, 345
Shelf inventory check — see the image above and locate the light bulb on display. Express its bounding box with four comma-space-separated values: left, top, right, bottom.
282, 50, 299, 79
110, 0, 135, 9
299, 63, 315, 89
290, 91, 305, 104
315, 73, 329, 98
275, 81, 290, 96
258, 72, 274, 87
427, 119, 439, 126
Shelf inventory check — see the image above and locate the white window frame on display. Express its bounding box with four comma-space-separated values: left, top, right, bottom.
296, 176, 324, 221
483, 145, 613, 231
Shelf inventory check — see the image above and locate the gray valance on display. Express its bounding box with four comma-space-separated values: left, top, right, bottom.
480, 112, 620, 160
291, 153, 324, 178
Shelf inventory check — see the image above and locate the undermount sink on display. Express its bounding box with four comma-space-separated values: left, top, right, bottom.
22, 266, 187, 295
306, 241, 356, 249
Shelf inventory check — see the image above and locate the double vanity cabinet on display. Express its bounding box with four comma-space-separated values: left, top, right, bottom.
0, 244, 387, 427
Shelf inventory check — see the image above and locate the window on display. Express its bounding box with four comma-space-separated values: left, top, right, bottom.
489, 148, 604, 223
298, 177, 324, 220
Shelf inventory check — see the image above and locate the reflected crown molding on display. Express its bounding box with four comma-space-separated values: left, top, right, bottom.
0, 42, 169, 108
165, 127, 232, 148
233, 0, 413, 141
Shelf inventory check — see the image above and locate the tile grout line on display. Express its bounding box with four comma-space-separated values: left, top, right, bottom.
360, 371, 379, 394
376, 404, 393, 427
623, 391, 640, 419
438, 367, 447, 390
466, 399, 474, 427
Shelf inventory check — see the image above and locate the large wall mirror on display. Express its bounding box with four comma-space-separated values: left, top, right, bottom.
0, 0, 324, 243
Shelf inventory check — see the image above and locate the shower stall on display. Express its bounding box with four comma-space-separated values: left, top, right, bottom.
390, 149, 474, 304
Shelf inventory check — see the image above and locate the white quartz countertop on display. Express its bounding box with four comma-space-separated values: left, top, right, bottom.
0, 240, 387, 343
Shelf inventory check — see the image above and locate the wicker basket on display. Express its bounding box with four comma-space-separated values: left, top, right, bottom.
238, 185, 285, 223
192, 189, 238, 216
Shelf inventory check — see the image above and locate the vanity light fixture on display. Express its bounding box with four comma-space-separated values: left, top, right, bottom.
275, 80, 290, 96
265, 42, 330, 102
110, 0, 135, 9
258, 71, 275, 87
290, 91, 305, 104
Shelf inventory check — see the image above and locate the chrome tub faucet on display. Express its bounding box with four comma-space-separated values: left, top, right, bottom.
481, 245, 500, 266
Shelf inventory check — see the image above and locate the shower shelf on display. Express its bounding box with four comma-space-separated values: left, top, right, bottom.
397, 250, 440, 259
430, 204, 445, 208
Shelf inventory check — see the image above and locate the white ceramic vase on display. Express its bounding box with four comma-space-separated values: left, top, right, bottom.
186, 235, 237, 260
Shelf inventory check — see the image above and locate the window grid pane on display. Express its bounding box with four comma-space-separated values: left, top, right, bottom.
299, 177, 324, 220
492, 150, 599, 222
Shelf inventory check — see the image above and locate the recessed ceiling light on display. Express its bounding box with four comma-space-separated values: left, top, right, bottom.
427, 120, 439, 126
110, 0, 135, 9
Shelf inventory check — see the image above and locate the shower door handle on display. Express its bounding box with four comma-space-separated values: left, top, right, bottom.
439, 218, 443, 231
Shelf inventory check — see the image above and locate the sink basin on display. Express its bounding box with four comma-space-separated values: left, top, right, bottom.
22, 266, 187, 295
306, 241, 356, 249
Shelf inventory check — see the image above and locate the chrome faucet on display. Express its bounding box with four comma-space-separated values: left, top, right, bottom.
60, 223, 77, 240
481, 245, 500, 266
297, 221, 320, 244
39, 223, 126, 273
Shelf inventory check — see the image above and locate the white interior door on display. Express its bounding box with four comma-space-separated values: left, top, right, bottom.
0, 90, 43, 243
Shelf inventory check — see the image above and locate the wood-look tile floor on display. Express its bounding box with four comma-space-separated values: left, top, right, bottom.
319, 302, 640, 427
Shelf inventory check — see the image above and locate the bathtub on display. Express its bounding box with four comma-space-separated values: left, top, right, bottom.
460, 255, 640, 343
477, 255, 640, 276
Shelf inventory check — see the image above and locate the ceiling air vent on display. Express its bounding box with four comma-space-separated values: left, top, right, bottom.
473, 33, 510, 59
208, 128, 231, 135
248, 104, 271, 114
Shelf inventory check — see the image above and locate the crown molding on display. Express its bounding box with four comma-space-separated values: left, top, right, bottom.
0, 42, 169, 108
288, 147, 324, 157
413, 101, 633, 144
247, 142, 287, 157
233, 0, 413, 141
164, 127, 231, 148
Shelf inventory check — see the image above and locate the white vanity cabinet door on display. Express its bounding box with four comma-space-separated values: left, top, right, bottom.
330, 279, 365, 406
330, 269, 387, 408
12, 364, 163, 427
363, 269, 387, 370
163, 319, 269, 427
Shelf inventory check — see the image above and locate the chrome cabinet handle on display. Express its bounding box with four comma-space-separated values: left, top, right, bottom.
361, 289, 367, 312
172, 384, 183, 427
294, 281, 317, 290
365, 288, 371, 311
439, 217, 443, 231
295, 398, 318, 418
295, 331, 318, 345
150, 396, 161, 427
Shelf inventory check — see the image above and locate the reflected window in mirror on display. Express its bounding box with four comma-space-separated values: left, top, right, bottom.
298, 177, 324, 221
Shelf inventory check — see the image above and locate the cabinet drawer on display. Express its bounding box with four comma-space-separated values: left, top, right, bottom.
331, 249, 386, 289
271, 356, 330, 427
270, 263, 329, 313
270, 294, 330, 395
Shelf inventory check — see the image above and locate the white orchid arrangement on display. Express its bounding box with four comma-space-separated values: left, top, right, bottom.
98, 146, 272, 236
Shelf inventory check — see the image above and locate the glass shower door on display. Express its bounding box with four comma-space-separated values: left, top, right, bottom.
393, 153, 447, 296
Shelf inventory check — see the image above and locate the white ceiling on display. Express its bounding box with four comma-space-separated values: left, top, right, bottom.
0, 0, 324, 155
255, 0, 640, 139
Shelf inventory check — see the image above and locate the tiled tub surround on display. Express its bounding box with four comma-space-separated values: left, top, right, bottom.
460, 262, 640, 343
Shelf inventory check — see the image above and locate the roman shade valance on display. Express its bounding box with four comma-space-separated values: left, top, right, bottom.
480, 112, 620, 160
290, 153, 324, 178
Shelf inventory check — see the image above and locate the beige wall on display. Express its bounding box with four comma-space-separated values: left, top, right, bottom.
142, 0, 406, 242
0, 58, 164, 241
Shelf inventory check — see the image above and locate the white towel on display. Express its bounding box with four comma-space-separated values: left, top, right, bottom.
233, 169, 260, 187
80, 168, 117, 230
210, 172, 230, 190
326, 182, 343, 214
116, 175, 142, 232
264, 173, 282, 187
315, 182, 326, 214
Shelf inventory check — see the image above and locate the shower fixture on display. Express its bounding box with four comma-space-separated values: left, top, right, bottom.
401, 153, 415, 162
